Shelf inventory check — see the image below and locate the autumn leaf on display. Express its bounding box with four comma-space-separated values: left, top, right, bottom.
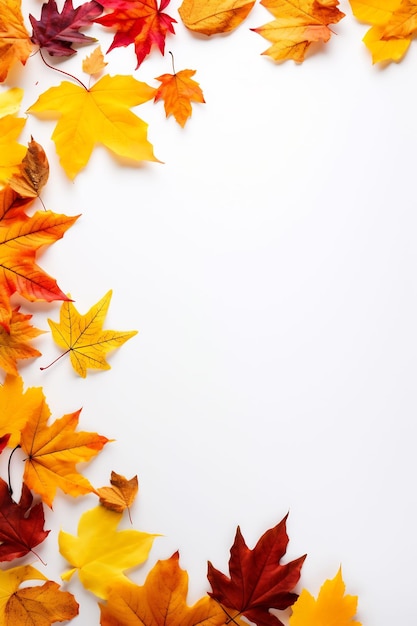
252, 0, 345, 63
0, 565, 79, 625
27, 75, 158, 179
96, 0, 176, 68
59, 505, 158, 598
349, 0, 413, 63
20, 395, 110, 507
0, 307, 44, 375
207, 514, 306, 626
155, 67, 205, 127
9, 137, 49, 201
0, 185, 78, 331
0, 480, 50, 562
0, 433, 10, 454
45, 290, 138, 377
30, 0, 103, 57
83, 45, 108, 74
0, 0, 32, 82
0, 374, 44, 447
0, 89, 27, 188
97, 470, 139, 520
100, 551, 247, 626
178, 0, 255, 35
290, 568, 362, 626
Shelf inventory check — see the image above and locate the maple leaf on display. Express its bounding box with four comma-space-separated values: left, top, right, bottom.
27, 75, 158, 179
0, 374, 44, 447
97, 470, 139, 520
0, 480, 50, 562
0, 0, 32, 82
59, 505, 158, 598
45, 290, 138, 377
289, 568, 362, 626
19, 395, 110, 507
0, 307, 44, 375
207, 514, 307, 626
96, 0, 176, 68
9, 137, 49, 200
178, 0, 256, 35
155, 67, 205, 127
0, 88, 27, 187
0, 185, 78, 331
349, 0, 413, 62
252, 0, 345, 63
100, 551, 248, 626
82, 45, 108, 74
30, 0, 103, 57
0, 565, 79, 625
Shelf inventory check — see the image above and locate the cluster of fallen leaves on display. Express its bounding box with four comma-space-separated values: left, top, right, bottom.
4, 0, 412, 623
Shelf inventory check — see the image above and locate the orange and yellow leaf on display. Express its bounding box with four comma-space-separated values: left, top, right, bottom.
155, 68, 205, 127
178, 0, 255, 35
0, 0, 32, 82
0, 308, 44, 375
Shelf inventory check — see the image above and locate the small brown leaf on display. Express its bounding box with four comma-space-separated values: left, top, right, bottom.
9, 138, 49, 199
98, 471, 138, 520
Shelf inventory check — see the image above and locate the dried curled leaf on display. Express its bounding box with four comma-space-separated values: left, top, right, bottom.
178, 0, 256, 35
98, 471, 139, 517
9, 137, 49, 199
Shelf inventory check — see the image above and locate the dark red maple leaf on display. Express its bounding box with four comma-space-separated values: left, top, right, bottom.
0, 479, 50, 561
207, 514, 306, 626
96, 0, 176, 68
30, 0, 103, 56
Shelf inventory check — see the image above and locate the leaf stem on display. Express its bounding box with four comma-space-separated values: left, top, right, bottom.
7, 445, 21, 497
39, 49, 88, 90
169, 51, 176, 75
40, 349, 70, 371
31, 548, 47, 566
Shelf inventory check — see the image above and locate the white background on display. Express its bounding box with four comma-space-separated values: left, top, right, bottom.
3, 0, 417, 623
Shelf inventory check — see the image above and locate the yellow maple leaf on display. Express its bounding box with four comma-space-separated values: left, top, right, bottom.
0, 0, 32, 82
0, 373, 44, 448
0, 565, 78, 625
289, 568, 362, 626
0, 88, 26, 187
252, 0, 345, 62
20, 397, 110, 507
155, 68, 205, 127
45, 290, 138, 377
0, 307, 44, 375
27, 74, 158, 179
178, 0, 256, 35
349, 0, 413, 62
100, 551, 248, 625
59, 506, 158, 598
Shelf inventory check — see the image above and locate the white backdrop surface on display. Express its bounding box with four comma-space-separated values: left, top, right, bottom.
3, 0, 417, 623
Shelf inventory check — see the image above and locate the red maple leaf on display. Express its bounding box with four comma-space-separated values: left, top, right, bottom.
30, 0, 103, 56
0, 480, 50, 562
96, 0, 176, 68
207, 514, 306, 626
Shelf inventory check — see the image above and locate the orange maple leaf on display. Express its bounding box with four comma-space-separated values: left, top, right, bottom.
0, 0, 32, 82
97, 470, 139, 520
0, 185, 78, 331
100, 551, 247, 625
0, 308, 44, 375
178, 0, 256, 35
155, 67, 205, 127
0, 565, 79, 625
96, 0, 176, 68
19, 392, 110, 507
252, 0, 345, 62
0, 374, 44, 448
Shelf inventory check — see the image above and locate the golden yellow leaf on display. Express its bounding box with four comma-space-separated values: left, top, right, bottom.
98, 470, 139, 517
20, 398, 110, 507
0, 0, 32, 82
82, 45, 108, 75
0, 307, 44, 375
0, 373, 44, 448
289, 568, 362, 626
27, 75, 158, 179
59, 506, 158, 598
0, 565, 78, 626
0, 97, 26, 186
0, 87, 24, 117
45, 290, 138, 377
253, 0, 344, 62
178, 0, 256, 35
9, 137, 49, 199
